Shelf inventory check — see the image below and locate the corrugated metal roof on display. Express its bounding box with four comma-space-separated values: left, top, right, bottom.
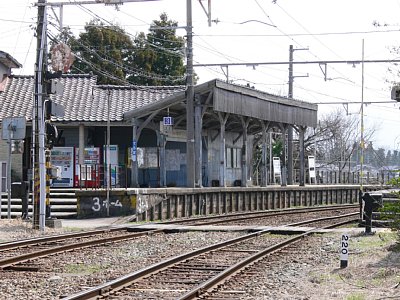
0, 74, 185, 123
125, 79, 318, 128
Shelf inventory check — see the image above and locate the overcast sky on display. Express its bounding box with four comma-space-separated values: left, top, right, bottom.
1, 0, 400, 150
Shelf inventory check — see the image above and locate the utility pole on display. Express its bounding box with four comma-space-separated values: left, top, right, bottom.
33, 0, 48, 231
287, 45, 294, 186
360, 39, 365, 194
186, 0, 195, 187
287, 45, 308, 186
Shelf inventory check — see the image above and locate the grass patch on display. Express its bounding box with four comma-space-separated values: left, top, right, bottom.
353, 232, 396, 250
388, 240, 400, 252
346, 293, 366, 300
64, 263, 106, 275
308, 272, 339, 284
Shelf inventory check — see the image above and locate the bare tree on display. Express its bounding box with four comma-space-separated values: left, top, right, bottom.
304, 109, 376, 174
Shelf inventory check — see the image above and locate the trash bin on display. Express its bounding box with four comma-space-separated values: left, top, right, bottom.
11, 182, 29, 219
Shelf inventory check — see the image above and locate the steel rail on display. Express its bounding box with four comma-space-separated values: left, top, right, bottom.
162, 204, 359, 225
0, 227, 125, 251
62, 213, 358, 299
287, 212, 359, 227
174, 205, 359, 226
0, 229, 163, 270
61, 230, 273, 300
178, 218, 357, 300
0, 206, 357, 270
0, 204, 357, 251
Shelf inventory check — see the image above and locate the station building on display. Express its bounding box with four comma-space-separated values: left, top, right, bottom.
0, 51, 318, 190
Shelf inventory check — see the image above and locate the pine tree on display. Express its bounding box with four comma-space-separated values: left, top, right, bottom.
128, 13, 186, 86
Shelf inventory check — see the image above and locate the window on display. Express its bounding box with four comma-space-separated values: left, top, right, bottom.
226, 147, 241, 168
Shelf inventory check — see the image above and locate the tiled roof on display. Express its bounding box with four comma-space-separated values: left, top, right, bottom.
0, 51, 22, 69
0, 74, 185, 123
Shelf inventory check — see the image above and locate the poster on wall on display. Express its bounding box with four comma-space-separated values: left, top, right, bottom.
273, 157, 281, 184
273, 157, 281, 176
50, 147, 74, 187
137, 147, 158, 168
308, 155, 316, 183
103, 145, 119, 186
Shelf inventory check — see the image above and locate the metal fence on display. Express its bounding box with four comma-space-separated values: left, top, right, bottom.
314, 170, 398, 185
76, 164, 130, 189
75, 164, 398, 189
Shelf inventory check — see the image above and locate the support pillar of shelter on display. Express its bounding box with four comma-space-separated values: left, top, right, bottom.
130, 118, 139, 188
240, 117, 250, 187
280, 124, 288, 186
260, 121, 270, 187
157, 131, 166, 187
78, 123, 85, 187
287, 125, 293, 185
218, 112, 228, 187
194, 99, 203, 187
299, 126, 306, 186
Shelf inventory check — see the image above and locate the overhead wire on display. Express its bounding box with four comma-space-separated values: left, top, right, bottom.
18, 32, 35, 75
75, 4, 185, 58
194, 28, 400, 38
277, 2, 400, 107
47, 35, 186, 93
0, 17, 34, 24
24, 2, 400, 105
68, 2, 290, 92
193, 31, 290, 92
13, 0, 32, 55
270, 2, 357, 90
253, 0, 395, 107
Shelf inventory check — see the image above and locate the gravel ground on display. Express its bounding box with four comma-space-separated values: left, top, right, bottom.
1, 219, 400, 300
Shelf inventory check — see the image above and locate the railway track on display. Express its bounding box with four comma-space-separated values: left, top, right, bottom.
162, 204, 359, 226
62, 212, 358, 299
0, 228, 164, 270
0, 204, 358, 272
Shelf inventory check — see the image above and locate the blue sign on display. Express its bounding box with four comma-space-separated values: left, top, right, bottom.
163, 116, 173, 126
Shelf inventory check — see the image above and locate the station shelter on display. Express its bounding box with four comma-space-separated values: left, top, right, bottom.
0, 53, 318, 189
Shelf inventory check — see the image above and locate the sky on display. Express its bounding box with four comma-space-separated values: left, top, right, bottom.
1, 0, 400, 150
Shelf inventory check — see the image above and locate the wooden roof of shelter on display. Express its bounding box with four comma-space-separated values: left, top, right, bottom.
124, 79, 318, 134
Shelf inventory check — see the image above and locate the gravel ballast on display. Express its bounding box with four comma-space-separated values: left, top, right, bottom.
1, 219, 399, 299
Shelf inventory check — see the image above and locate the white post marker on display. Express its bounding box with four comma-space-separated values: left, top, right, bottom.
340, 233, 349, 268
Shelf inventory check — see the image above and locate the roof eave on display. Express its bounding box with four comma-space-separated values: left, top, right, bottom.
0, 51, 22, 69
